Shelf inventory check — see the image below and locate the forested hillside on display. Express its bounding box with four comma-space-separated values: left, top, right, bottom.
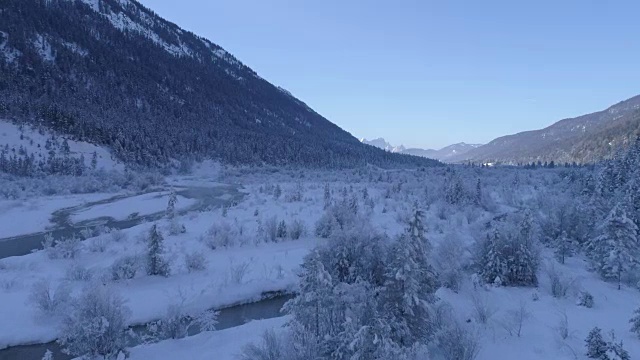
452, 95, 640, 165
0, 0, 438, 169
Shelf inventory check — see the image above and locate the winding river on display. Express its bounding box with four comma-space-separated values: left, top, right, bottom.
0, 185, 244, 259
0, 184, 295, 360
0, 293, 293, 360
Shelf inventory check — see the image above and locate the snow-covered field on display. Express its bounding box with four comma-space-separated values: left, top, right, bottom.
0, 164, 639, 360
70, 191, 196, 223
0, 192, 114, 238
0, 120, 121, 172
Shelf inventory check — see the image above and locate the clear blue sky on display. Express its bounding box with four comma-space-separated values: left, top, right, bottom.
138, 0, 640, 149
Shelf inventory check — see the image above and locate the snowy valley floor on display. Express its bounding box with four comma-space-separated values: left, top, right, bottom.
0, 166, 639, 359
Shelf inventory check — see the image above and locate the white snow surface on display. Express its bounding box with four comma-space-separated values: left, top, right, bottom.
128, 317, 288, 360
0, 120, 122, 172
70, 191, 196, 223
0, 192, 113, 238
0, 167, 639, 360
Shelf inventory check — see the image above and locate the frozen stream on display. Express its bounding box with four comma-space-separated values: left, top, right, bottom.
0, 185, 244, 259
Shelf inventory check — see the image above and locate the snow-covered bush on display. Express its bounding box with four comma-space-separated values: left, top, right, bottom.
168, 218, 186, 236
276, 220, 287, 240
264, 216, 278, 242
111, 255, 141, 281
205, 221, 235, 249
435, 319, 481, 360
434, 235, 466, 292
240, 329, 288, 360
65, 263, 93, 282
58, 285, 130, 358
546, 264, 575, 298
578, 291, 594, 308
45, 235, 81, 260
184, 251, 207, 273
314, 211, 338, 238
147, 305, 218, 341
29, 280, 71, 316
87, 235, 109, 253
109, 228, 128, 243
288, 219, 306, 240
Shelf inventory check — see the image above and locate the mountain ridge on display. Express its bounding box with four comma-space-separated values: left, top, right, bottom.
0, 0, 439, 169
450, 94, 640, 164
360, 138, 481, 162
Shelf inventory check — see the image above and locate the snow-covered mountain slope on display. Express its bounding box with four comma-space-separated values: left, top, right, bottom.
0, 0, 437, 169
360, 137, 406, 153
451, 95, 640, 165
0, 119, 122, 171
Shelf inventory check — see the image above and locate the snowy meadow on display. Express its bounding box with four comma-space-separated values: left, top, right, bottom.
1, 147, 640, 360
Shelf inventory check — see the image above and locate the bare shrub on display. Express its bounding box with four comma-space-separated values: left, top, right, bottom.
435, 320, 481, 360
228, 261, 251, 284
288, 219, 306, 240
184, 252, 207, 273
501, 301, 530, 337
240, 329, 285, 360
264, 216, 278, 242
87, 236, 109, 253
204, 222, 236, 249
470, 293, 496, 325
29, 280, 71, 315
65, 263, 93, 281
109, 229, 128, 243
547, 263, 576, 298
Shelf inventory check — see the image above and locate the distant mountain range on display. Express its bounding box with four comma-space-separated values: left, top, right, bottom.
360, 138, 482, 162
0, 0, 438, 169
365, 94, 640, 165
450, 95, 640, 165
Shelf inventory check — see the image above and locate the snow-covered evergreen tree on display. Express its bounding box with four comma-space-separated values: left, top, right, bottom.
478, 229, 505, 285
585, 327, 609, 360
380, 210, 438, 346
630, 306, 640, 339
147, 224, 170, 277
554, 231, 573, 264
323, 183, 331, 209
283, 250, 334, 339
586, 204, 639, 289
41, 349, 53, 360
166, 187, 177, 219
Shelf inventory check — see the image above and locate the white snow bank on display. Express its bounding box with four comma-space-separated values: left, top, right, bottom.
70, 191, 196, 223
0, 193, 114, 238
128, 316, 288, 360
0, 120, 122, 171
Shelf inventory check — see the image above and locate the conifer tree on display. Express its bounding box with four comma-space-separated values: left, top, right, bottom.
147, 224, 170, 277
381, 209, 438, 346
586, 204, 639, 289
585, 327, 608, 360
630, 306, 640, 339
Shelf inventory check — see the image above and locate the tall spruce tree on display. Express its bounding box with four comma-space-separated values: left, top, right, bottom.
147, 224, 170, 277
586, 204, 639, 289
